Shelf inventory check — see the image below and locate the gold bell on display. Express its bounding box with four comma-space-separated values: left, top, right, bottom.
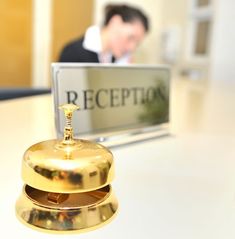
15, 104, 118, 233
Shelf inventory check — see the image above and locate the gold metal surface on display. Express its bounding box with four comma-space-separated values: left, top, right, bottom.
21, 104, 114, 193
59, 104, 79, 145
16, 103, 118, 233
22, 139, 114, 193
16, 185, 118, 233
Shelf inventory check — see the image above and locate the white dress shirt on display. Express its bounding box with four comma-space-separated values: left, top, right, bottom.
82, 25, 130, 64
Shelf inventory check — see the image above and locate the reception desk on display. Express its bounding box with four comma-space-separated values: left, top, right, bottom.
0, 79, 235, 239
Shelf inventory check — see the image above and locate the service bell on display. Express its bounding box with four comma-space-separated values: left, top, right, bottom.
15, 104, 118, 233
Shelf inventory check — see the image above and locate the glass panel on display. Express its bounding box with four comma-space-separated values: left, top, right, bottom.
197, 0, 210, 7
194, 20, 210, 55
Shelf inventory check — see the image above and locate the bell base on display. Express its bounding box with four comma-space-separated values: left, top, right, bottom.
15, 185, 118, 233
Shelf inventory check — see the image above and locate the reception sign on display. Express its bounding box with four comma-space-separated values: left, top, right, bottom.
51, 63, 170, 146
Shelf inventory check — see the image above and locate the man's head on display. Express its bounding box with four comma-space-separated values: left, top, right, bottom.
103, 4, 149, 59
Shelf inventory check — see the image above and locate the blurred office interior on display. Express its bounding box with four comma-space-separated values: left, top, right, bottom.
0, 0, 234, 96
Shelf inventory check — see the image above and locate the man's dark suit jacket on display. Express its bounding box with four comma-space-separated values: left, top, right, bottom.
59, 37, 99, 62
59, 37, 116, 63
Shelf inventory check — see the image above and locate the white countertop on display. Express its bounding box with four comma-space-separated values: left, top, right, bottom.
1, 79, 235, 238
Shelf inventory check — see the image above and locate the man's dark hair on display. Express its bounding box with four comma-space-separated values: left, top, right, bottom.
104, 4, 149, 32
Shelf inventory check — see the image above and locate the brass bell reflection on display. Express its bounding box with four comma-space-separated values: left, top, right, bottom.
15, 104, 118, 233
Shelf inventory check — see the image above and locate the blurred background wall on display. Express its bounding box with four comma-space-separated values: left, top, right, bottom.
0, 0, 94, 88
0, 0, 32, 87
0, 0, 234, 88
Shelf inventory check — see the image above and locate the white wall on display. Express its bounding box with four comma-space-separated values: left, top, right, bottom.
209, 0, 235, 85
158, 0, 188, 74
32, 0, 53, 88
